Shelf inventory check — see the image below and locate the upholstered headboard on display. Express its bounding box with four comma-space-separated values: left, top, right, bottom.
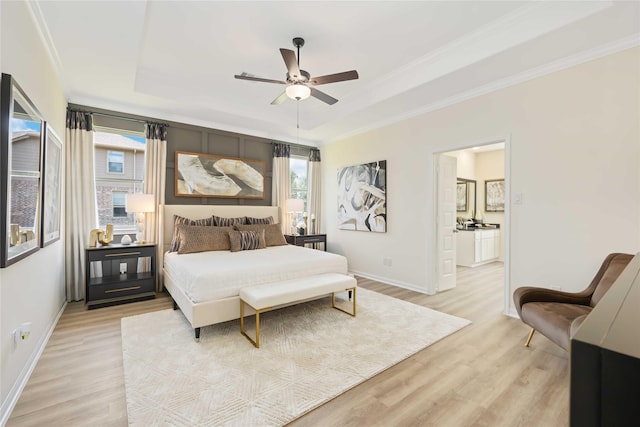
161, 204, 280, 253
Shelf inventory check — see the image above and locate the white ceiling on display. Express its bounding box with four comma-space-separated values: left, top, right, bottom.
31, 1, 640, 146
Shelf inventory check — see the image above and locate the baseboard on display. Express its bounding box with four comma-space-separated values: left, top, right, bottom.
0, 301, 67, 426
504, 308, 519, 319
350, 270, 435, 295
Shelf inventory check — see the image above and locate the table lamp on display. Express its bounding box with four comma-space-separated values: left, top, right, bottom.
125, 193, 156, 244
285, 198, 304, 235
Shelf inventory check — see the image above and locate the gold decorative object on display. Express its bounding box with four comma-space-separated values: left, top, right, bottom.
19, 230, 35, 243
10, 224, 19, 246
89, 229, 102, 247
99, 224, 114, 245
89, 224, 114, 247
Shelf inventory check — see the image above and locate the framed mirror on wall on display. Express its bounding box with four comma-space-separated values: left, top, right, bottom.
456, 178, 477, 219
0, 73, 45, 267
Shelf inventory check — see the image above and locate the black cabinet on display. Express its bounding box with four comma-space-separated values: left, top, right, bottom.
85, 243, 156, 309
285, 234, 327, 251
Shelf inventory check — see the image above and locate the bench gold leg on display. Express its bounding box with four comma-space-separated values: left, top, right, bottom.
240, 300, 270, 348
525, 328, 535, 347
332, 287, 357, 317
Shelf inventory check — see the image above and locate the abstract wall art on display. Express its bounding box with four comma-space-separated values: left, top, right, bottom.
337, 160, 386, 232
175, 151, 265, 199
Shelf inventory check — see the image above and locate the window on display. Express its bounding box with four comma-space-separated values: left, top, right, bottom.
94, 130, 145, 231
290, 156, 308, 212
107, 150, 124, 173
112, 192, 127, 217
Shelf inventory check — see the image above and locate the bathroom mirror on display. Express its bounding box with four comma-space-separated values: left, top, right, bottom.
456, 178, 476, 218
0, 73, 44, 267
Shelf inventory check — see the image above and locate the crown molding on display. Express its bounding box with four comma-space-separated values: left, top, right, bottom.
317, 0, 614, 132
25, 1, 67, 92
325, 34, 639, 145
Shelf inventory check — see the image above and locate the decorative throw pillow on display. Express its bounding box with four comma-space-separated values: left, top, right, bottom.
169, 214, 214, 252
213, 215, 246, 227
245, 216, 274, 225
228, 230, 266, 252
176, 225, 233, 254
235, 223, 287, 247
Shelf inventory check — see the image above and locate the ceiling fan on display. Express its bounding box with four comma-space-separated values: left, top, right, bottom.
234, 37, 359, 106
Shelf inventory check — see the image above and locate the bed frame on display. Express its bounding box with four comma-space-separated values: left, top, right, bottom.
162, 204, 280, 341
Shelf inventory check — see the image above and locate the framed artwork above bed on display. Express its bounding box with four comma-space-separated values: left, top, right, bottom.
175, 151, 266, 199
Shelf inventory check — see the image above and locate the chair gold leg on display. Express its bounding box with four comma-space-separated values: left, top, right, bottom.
525, 328, 535, 347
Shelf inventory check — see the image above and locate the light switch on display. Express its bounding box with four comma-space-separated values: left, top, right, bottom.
514, 192, 523, 205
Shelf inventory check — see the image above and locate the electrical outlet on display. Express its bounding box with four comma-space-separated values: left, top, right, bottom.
21, 322, 31, 341
383, 257, 392, 267
120, 263, 127, 275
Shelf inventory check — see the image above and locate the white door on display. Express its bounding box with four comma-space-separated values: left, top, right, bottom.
436, 154, 457, 292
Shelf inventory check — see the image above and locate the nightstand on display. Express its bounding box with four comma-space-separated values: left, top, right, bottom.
85, 243, 156, 309
284, 234, 327, 251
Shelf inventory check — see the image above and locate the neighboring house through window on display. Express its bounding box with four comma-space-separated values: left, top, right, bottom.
290, 156, 308, 225
94, 130, 145, 233
107, 150, 125, 173
112, 192, 127, 217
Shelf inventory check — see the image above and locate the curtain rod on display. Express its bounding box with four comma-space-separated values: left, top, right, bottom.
93, 111, 169, 127
68, 107, 168, 127
92, 111, 147, 124
273, 141, 318, 150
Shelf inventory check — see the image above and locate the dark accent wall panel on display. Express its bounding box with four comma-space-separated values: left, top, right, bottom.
68, 103, 310, 208
207, 132, 240, 157
165, 123, 275, 206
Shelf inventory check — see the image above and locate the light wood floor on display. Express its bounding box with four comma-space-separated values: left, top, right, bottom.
8, 262, 569, 426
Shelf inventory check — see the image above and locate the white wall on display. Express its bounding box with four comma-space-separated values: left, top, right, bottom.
451, 150, 476, 181
0, 1, 67, 421
323, 47, 640, 310
475, 150, 505, 260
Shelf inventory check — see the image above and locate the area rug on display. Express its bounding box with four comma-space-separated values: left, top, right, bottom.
121, 288, 470, 426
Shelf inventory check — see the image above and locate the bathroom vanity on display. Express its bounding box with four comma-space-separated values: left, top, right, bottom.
456, 226, 500, 267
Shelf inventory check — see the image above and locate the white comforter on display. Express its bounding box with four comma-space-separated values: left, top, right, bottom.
164, 245, 348, 303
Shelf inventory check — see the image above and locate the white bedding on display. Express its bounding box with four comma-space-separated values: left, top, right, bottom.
164, 245, 348, 303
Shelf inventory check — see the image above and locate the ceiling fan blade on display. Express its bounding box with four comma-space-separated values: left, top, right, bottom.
310, 70, 359, 86
270, 91, 289, 105
310, 87, 338, 105
280, 48, 302, 79
234, 73, 286, 85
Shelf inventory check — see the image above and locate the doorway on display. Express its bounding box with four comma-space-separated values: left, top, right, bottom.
432, 138, 510, 315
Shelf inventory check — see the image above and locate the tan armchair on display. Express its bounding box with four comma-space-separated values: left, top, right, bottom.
513, 252, 633, 351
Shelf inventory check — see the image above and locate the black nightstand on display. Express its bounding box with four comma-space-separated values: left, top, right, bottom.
85, 243, 156, 309
285, 234, 327, 251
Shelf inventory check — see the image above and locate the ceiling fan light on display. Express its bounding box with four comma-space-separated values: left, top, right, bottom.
286, 84, 311, 100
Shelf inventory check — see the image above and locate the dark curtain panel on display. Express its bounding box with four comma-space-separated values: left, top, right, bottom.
66, 109, 93, 131
273, 142, 291, 158
146, 121, 168, 140
309, 148, 321, 162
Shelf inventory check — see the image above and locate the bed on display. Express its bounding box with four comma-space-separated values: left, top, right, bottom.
161, 205, 349, 340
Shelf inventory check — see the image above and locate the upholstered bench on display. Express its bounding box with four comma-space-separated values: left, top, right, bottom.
239, 273, 357, 348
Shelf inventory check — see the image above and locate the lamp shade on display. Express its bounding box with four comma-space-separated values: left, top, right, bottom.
125, 193, 156, 213
286, 84, 311, 101
285, 198, 304, 213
